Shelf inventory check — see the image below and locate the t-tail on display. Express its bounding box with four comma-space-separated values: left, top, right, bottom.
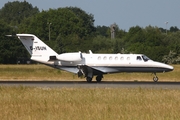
16, 34, 58, 63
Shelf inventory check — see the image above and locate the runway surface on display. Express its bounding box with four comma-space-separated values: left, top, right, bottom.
0, 81, 180, 89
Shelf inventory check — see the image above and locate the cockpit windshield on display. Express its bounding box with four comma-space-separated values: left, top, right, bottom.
142, 55, 151, 62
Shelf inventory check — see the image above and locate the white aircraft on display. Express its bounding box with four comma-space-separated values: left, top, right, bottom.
7, 34, 173, 82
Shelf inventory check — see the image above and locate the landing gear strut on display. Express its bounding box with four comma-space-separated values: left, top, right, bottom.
77, 65, 93, 83
153, 73, 158, 82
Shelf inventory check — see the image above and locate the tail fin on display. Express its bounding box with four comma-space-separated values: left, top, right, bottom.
16, 34, 58, 63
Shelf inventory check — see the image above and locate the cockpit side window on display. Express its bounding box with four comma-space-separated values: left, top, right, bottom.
136, 56, 142, 61
142, 55, 150, 62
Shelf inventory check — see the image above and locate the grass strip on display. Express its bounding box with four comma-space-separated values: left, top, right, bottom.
0, 86, 180, 120
0, 64, 178, 81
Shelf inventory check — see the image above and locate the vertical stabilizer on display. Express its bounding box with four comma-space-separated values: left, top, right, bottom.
16, 34, 58, 62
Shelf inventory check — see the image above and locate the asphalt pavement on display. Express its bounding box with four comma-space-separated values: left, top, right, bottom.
0, 81, 180, 89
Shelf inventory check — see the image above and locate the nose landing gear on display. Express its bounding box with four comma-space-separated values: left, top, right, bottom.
153, 73, 158, 82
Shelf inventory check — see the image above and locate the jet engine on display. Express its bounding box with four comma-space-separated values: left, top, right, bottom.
57, 52, 83, 61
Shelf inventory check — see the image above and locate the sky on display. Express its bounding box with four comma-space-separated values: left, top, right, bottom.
0, 0, 180, 31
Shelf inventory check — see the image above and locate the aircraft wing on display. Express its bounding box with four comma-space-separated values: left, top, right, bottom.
51, 64, 119, 75
54, 65, 105, 75
78, 65, 119, 75
91, 66, 119, 74
57, 66, 79, 74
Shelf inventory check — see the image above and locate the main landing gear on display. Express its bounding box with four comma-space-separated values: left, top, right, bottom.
86, 77, 92, 83
86, 75, 103, 83
96, 75, 103, 82
77, 66, 103, 83
153, 73, 158, 82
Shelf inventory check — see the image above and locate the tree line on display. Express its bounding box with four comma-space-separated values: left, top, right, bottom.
0, 1, 180, 64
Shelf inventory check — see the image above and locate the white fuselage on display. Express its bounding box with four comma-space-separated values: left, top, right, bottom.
53, 53, 173, 74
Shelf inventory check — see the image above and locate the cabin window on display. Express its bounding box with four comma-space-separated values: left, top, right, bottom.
98, 56, 101, 60
109, 56, 112, 60
127, 57, 130, 60
115, 57, 118, 60
137, 56, 142, 61
120, 57, 124, 60
103, 56, 107, 60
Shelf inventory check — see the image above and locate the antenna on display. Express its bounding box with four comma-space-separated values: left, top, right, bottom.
165, 21, 168, 35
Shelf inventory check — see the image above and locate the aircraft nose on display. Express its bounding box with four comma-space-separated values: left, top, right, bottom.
166, 65, 174, 72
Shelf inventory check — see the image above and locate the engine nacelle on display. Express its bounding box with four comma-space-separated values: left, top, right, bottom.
57, 52, 83, 62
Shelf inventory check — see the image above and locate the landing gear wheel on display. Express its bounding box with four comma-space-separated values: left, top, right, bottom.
86, 77, 92, 83
153, 77, 158, 82
96, 75, 103, 82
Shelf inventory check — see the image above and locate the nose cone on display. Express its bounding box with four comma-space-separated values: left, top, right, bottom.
155, 62, 174, 72
164, 64, 174, 72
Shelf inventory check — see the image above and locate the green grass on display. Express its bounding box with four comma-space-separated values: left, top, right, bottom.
0, 87, 180, 120
0, 64, 78, 81
0, 64, 179, 81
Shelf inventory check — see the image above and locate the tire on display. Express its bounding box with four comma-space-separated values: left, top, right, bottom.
153, 77, 158, 82
86, 77, 92, 83
96, 75, 102, 82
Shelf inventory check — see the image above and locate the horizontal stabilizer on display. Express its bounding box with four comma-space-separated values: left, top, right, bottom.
6, 35, 17, 37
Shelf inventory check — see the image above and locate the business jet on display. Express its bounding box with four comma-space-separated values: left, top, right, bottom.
7, 34, 173, 82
